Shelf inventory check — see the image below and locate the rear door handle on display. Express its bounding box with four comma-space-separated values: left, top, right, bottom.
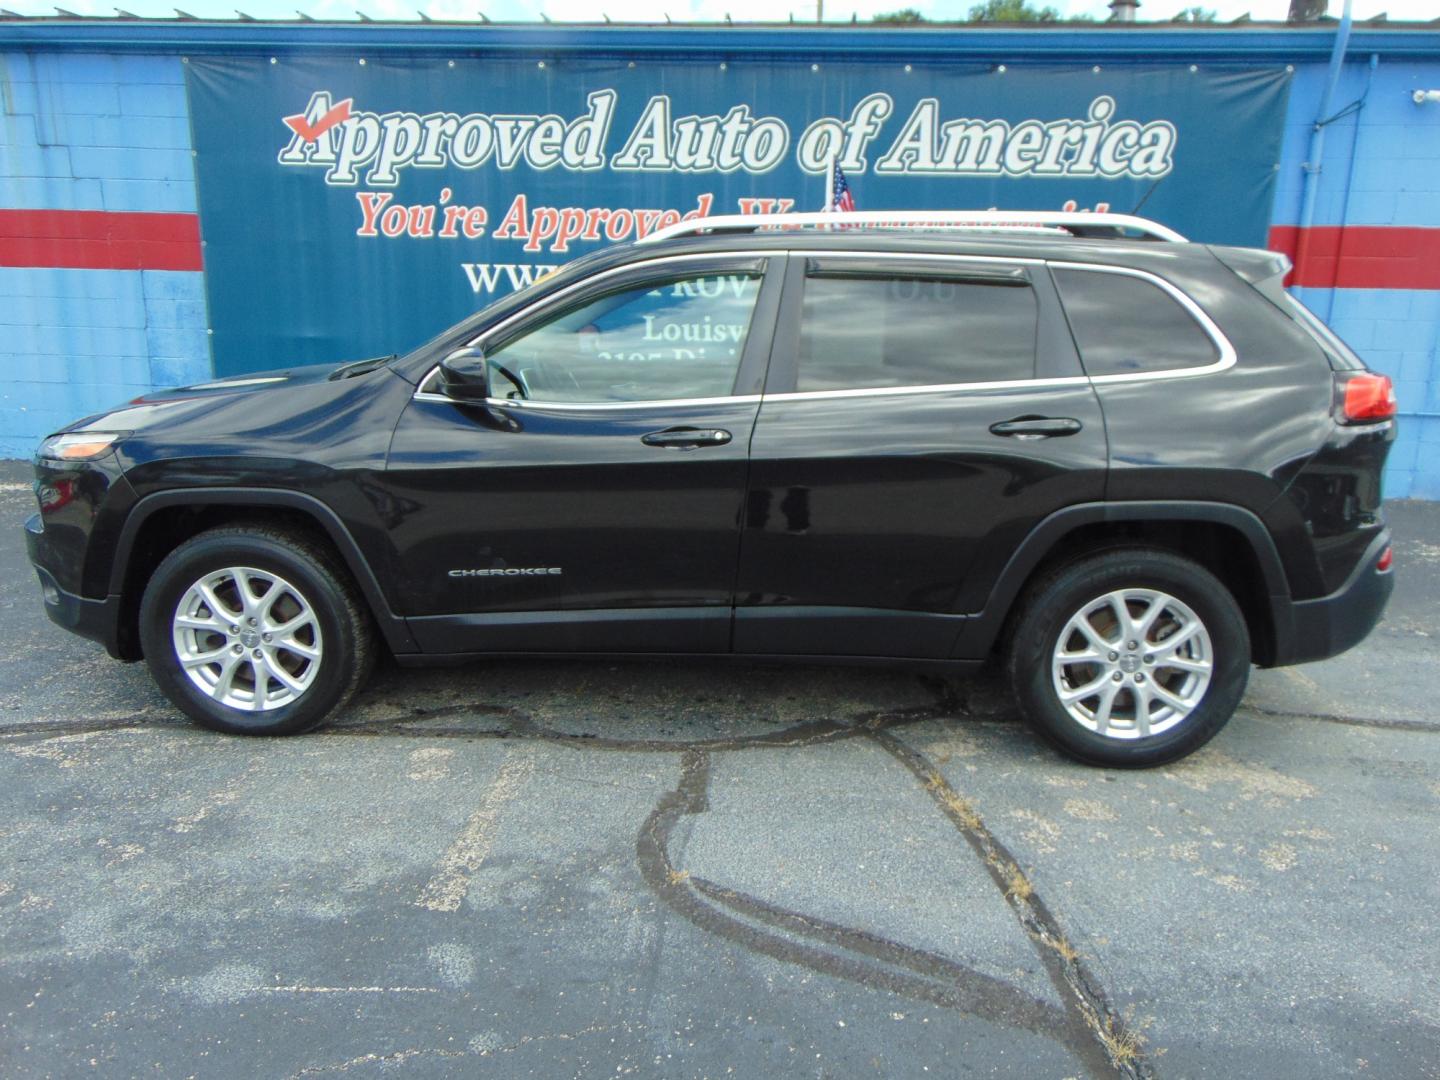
641, 427, 733, 449
988, 417, 1083, 440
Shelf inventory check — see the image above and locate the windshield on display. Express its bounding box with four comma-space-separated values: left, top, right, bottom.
391, 249, 620, 379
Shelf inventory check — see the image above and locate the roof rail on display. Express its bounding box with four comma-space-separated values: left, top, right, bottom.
638, 210, 1188, 245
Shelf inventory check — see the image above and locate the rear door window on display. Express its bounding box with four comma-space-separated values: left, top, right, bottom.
1052, 267, 1218, 377
793, 267, 1038, 392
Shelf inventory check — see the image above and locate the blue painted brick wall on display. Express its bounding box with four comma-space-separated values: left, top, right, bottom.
0, 50, 210, 457
1273, 58, 1440, 500
1275, 60, 1440, 231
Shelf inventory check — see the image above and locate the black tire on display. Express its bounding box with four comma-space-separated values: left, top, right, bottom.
139, 526, 376, 735
1006, 548, 1250, 768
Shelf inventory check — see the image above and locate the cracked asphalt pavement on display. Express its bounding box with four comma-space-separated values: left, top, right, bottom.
2, 461, 1438, 1079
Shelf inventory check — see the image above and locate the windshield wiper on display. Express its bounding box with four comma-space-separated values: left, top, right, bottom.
328, 355, 397, 380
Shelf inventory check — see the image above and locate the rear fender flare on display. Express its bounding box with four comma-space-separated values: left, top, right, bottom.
957, 500, 1293, 660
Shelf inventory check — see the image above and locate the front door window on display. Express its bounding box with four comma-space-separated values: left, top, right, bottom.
486, 271, 763, 404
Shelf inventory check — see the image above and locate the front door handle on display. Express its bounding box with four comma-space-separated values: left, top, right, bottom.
988, 416, 1083, 440
641, 427, 733, 449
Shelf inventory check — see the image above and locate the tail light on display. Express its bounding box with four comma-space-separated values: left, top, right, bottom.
1336, 373, 1397, 424
1377, 546, 1393, 573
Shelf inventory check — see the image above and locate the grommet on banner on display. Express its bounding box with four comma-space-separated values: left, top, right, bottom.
719, 62, 727, 71
1190, 64, 1199, 72
1093, 65, 1101, 73
538, 60, 546, 69
269, 57, 277, 64
904, 64, 912, 72
448, 60, 455, 68
811, 64, 819, 72
997, 64, 1007, 73
358, 58, 366, 66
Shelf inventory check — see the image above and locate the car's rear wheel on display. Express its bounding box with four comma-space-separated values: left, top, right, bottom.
139, 526, 375, 735
1007, 548, 1250, 767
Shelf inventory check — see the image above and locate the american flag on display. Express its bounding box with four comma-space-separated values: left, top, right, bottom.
826, 160, 856, 213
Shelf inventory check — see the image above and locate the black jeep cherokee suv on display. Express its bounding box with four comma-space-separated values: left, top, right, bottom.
25, 211, 1396, 767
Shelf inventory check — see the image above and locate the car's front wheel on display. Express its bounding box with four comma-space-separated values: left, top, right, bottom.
139, 526, 375, 735
1007, 548, 1250, 767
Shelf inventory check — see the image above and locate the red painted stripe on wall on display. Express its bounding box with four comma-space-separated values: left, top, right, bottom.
1268, 225, 1440, 291
0, 209, 203, 272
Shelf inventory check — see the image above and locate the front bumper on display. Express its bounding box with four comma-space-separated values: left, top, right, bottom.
26, 513, 128, 660
1270, 528, 1394, 667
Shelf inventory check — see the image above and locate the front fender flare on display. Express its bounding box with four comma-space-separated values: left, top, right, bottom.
109, 487, 418, 655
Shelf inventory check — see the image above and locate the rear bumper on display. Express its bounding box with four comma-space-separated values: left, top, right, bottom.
1269, 528, 1394, 667
26, 514, 128, 660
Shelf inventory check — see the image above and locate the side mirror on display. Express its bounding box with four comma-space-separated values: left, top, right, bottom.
438, 347, 490, 402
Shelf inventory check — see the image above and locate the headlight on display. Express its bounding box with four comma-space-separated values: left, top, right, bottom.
38, 432, 124, 461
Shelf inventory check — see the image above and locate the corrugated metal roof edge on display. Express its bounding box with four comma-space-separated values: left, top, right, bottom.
0, 21, 1437, 61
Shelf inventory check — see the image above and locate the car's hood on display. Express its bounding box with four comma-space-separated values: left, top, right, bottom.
62, 358, 395, 435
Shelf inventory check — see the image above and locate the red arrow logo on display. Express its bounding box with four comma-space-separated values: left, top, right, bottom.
283, 98, 353, 143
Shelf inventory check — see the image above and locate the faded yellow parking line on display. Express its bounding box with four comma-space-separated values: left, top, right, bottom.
1281, 667, 1321, 694
416, 750, 535, 913
255, 985, 439, 994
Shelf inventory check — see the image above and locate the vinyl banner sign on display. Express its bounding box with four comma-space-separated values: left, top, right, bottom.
186, 57, 1290, 375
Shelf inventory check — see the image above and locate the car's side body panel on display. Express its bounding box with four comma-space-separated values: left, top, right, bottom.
382, 253, 786, 653
1067, 249, 1353, 601
735, 382, 1109, 657
732, 252, 1108, 658
386, 397, 763, 650
22, 228, 1394, 684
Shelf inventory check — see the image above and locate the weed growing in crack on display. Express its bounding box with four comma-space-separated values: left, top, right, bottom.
1048, 935, 1080, 963
1003, 866, 1034, 902
940, 791, 983, 830
1100, 1007, 1155, 1067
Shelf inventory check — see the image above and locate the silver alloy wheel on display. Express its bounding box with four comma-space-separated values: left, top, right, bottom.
1051, 588, 1213, 740
171, 566, 323, 712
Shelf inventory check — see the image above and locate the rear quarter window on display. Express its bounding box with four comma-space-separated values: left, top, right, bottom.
1053, 267, 1218, 377
1250, 275, 1367, 372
